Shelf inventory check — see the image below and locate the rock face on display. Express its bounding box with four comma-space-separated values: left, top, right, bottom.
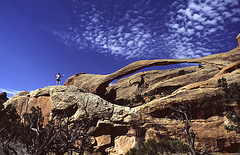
4, 86, 134, 154
4, 45, 240, 154
4, 86, 132, 124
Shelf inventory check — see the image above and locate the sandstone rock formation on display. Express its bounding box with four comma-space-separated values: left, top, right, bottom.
4, 85, 136, 154
4, 45, 240, 154
64, 46, 240, 154
64, 46, 240, 104
4, 86, 133, 124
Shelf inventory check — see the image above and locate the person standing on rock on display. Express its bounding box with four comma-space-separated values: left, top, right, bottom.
54, 73, 64, 85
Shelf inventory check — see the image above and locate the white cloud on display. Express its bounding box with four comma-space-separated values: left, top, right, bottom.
49, 0, 239, 60
171, 23, 179, 29
202, 5, 212, 13
195, 25, 204, 30
232, 8, 240, 14
127, 40, 134, 46
176, 14, 185, 20
208, 28, 217, 34
217, 6, 227, 11
186, 21, 192, 27
163, 0, 239, 59
188, 2, 201, 11
222, 12, 233, 18
231, 17, 240, 22
225, 0, 239, 6
187, 29, 195, 35
210, 0, 219, 6
176, 27, 186, 34
178, 8, 193, 19
204, 19, 217, 25
192, 13, 206, 22
0, 88, 21, 98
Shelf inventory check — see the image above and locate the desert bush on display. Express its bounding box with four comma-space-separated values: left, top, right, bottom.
0, 104, 24, 154
218, 77, 240, 103
218, 78, 240, 153
0, 105, 96, 155
225, 111, 240, 133
22, 106, 96, 155
172, 104, 196, 155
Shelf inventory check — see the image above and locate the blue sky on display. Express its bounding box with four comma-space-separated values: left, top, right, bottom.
0, 0, 239, 98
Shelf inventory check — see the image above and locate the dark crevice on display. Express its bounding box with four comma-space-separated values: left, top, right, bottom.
52, 104, 78, 118
35, 93, 51, 98
149, 107, 174, 118
220, 142, 240, 153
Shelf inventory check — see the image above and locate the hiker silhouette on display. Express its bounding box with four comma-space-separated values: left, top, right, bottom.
54, 73, 64, 85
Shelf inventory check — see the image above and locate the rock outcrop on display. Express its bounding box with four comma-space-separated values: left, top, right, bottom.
4, 45, 240, 154
4, 86, 133, 124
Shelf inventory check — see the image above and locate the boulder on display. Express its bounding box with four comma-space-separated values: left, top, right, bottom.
112, 135, 136, 154
95, 135, 111, 149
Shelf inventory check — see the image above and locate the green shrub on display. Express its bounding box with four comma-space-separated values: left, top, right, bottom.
225, 111, 240, 133
217, 77, 240, 103
218, 78, 240, 152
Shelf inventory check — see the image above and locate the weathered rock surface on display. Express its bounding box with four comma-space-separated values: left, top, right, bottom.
4, 86, 132, 124
4, 45, 240, 154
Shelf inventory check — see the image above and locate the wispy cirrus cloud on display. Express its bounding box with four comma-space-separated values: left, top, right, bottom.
48, 0, 240, 60
0, 88, 21, 98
